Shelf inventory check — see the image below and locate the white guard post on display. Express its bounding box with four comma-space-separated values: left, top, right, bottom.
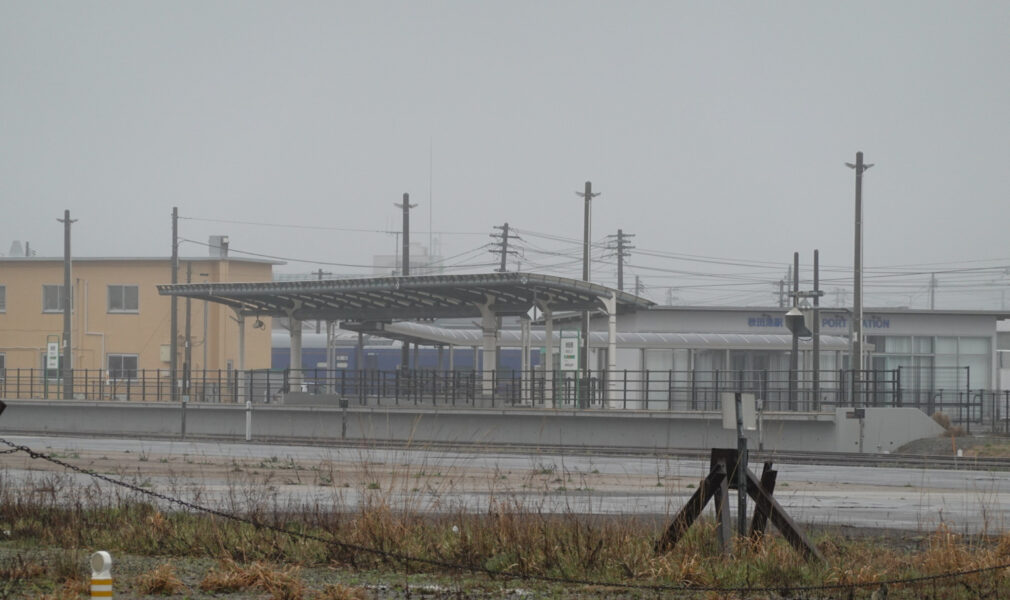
90, 551, 112, 598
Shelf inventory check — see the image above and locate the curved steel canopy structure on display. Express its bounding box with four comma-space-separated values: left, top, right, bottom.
157, 272, 653, 320
159, 272, 652, 403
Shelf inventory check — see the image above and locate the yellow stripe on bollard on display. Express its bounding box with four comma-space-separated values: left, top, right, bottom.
90, 551, 113, 598
90, 580, 113, 597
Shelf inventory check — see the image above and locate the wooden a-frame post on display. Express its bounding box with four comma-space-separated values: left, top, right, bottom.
655, 449, 823, 562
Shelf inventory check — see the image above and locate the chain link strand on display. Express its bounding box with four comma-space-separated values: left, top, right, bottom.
1, 437, 1007, 596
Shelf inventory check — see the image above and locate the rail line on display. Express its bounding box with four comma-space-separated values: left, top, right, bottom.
194, 434, 1010, 472
6, 429, 1003, 471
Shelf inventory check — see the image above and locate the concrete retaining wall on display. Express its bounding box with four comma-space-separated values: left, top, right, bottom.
0, 399, 945, 453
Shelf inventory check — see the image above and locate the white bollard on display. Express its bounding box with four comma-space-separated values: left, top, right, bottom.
245, 400, 252, 442
90, 551, 112, 598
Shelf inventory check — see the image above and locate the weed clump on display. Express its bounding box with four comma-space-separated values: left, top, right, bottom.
135, 563, 186, 595
200, 558, 306, 600
932, 412, 966, 436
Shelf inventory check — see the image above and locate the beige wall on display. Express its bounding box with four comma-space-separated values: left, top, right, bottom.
0, 258, 273, 374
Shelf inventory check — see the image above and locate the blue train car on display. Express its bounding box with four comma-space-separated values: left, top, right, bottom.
272, 331, 536, 371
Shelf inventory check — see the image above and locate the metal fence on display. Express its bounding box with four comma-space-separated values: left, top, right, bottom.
1, 366, 1002, 429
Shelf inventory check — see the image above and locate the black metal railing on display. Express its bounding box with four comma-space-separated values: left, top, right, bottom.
0, 366, 997, 429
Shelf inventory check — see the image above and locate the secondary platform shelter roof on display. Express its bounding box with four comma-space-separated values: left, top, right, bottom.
343, 321, 852, 351
157, 272, 654, 321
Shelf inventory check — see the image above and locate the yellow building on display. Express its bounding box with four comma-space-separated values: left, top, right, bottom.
0, 255, 276, 385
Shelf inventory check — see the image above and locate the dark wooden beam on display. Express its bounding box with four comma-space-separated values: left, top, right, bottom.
654, 467, 726, 553
749, 461, 778, 540
713, 462, 732, 554
745, 468, 824, 562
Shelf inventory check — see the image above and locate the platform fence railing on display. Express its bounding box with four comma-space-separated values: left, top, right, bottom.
0, 367, 996, 429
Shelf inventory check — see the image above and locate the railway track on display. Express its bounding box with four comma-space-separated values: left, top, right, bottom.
275, 437, 1010, 472
10, 429, 1007, 472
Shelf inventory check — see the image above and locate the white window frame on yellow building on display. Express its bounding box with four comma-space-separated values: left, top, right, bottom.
42, 284, 67, 313
107, 284, 139, 313
108, 354, 139, 380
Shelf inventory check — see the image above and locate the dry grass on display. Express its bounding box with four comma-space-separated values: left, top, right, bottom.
200, 558, 306, 600
932, 411, 967, 437
3, 463, 1010, 598
36, 579, 89, 600
135, 563, 187, 595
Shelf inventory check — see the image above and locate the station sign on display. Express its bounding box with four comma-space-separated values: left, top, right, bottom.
46, 342, 60, 370
559, 331, 579, 371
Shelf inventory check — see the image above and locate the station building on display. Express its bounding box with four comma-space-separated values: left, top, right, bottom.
590, 306, 1005, 390
271, 301, 1008, 409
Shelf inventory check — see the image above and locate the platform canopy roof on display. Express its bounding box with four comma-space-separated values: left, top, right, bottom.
340, 321, 852, 351
157, 272, 654, 321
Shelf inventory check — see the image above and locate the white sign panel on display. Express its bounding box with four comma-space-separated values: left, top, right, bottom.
46, 342, 60, 369
559, 334, 579, 371
721, 392, 757, 431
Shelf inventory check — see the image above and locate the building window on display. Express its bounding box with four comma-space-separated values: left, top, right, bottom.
0, 285, 5, 312
42, 284, 67, 313
0, 353, 5, 380
108, 354, 139, 380
107, 284, 139, 313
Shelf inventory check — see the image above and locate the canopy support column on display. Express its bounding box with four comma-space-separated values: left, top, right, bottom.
235, 311, 246, 404
289, 318, 303, 391
601, 292, 618, 407
520, 313, 531, 404
477, 299, 497, 398
537, 300, 554, 409
356, 331, 364, 371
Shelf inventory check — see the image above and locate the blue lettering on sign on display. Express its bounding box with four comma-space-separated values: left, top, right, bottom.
747, 317, 783, 327
819, 316, 891, 329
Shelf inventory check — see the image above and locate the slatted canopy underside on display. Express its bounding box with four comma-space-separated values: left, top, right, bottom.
157, 272, 654, 321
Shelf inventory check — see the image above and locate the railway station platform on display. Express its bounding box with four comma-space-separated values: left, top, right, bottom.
0, 398, 943, 454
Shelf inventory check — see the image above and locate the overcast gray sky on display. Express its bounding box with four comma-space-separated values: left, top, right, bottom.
2, 1, 1008, 308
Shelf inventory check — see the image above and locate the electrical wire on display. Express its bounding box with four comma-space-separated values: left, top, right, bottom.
179, 215, 484, 236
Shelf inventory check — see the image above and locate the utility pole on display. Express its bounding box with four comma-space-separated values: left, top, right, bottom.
314, 268, 333, 333
789, 252, 799, 411
778, 279, 785, 308
490, 223, 519, 272
394, 193, 417, 276
199, 272, 210, 374
575, 181, 599, 398
184, 261, 192, 395
170, 207, 179, 404
846, 152, 872, 397
929, 273, 936, 310
812, 249, 821, 411
395, 193, 417, 370
57, 210, 76, 400
606, 229, 635, 292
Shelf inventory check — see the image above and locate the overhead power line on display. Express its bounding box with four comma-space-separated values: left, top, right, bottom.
179, 216, 484, 236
